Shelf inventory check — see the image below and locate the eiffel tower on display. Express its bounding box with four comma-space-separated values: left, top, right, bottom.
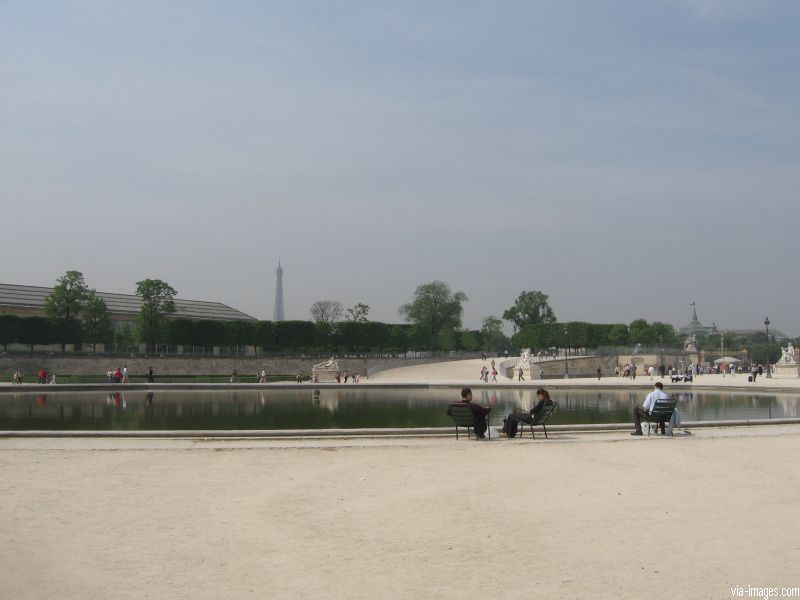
273, 259, 285, 322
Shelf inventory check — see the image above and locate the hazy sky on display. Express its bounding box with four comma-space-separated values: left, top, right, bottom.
2, 1, 799, 335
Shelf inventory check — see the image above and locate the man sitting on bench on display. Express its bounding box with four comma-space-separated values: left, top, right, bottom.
447, 387, 491, 439
632, 381, 669, 436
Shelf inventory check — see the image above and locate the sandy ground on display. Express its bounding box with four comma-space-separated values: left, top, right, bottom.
2, 427, 800, 600
370, 357, 800, 389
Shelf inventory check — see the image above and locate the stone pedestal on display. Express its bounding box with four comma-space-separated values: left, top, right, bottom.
312, 359, 341, 383
772, 362, 799, 379
312, 368, 339, 383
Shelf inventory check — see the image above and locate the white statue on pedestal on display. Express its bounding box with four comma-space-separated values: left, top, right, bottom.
313, 357, 339, 371
684, 334, 698, 353
781, 343, 796, 365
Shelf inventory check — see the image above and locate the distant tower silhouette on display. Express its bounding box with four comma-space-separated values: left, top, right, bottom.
273, 259, 285, 322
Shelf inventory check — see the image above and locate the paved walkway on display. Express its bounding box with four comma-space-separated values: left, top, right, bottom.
370, 358, 800, 389
2, 424, 799, 599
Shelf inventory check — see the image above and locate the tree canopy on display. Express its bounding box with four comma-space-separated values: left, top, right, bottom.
135, 279, 177, 353
345, 303, 370, 323
398, 281, 468, 349
502, 291, 556, 331
45, 270, 90, 352
310, 300, 344, 324
82, 291, 113, 353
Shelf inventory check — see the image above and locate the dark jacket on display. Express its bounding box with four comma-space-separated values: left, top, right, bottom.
447, 401, 490, 417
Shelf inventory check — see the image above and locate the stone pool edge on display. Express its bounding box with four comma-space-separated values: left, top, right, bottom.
2, 418, 800, 438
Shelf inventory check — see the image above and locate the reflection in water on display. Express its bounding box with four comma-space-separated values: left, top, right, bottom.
0, 388, 798, 431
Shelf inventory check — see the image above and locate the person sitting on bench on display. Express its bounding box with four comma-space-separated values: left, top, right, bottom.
632, 381, 669, 436
446, 387, 491, 439
499, 388, 553, 437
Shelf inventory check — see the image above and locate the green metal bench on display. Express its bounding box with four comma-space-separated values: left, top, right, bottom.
643, 398, 677, 436
510, 401, 558, 439
447, 403, 490, 440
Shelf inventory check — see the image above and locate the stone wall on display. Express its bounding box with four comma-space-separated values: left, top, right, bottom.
536, 355, 620, 378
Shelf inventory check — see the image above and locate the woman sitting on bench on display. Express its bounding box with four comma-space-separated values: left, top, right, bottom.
499, 388, 553, 438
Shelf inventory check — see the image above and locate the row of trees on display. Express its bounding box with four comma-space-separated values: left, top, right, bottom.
5, 273, 789, 358
0, 271, 178, 354
694, 330, 783, 366
511, 320, 678, 354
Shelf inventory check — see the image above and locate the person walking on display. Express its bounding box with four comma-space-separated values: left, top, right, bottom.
596, 367, 602, 380
518, 366, 525, 382
491, 368, 498, 383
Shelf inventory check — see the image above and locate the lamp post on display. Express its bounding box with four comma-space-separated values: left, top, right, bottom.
764, 317, 773, 378
564, 326, 570, 379
720, 332, 725, 376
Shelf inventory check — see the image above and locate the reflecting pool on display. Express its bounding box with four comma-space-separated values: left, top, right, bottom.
1, 388, 799, 430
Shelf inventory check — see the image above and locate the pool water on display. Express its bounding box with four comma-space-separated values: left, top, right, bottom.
1, 388, 799, 430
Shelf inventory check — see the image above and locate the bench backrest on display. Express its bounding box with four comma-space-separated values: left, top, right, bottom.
649, 399, 677, 420
448, 403, 476, 427
532, 401, 558, 425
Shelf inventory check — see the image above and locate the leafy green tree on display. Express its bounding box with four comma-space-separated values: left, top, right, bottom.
192, 320, 231, 349
502, 291, 556, 331
399, 281, 468, 349
115, 323, 136, 353
436, 329, 458, 351
310, 300, 344, 324
587, 324, 614, 349
45, 270, 90, 352
274, 320, 317, 352
135, 279, 177, 354
607, 324, 630, 348
363, 321, 391, 350
18, 316, 52, 353
82, 291, 113, 353
227, 320, 258, 355
459, 330, 481, 352
387, 325, 411, 353
345, 303, 370, 323
512, 322, 561, 354
255, 321, 277, 354
314, 321, 335, 351
629, 319, 656, 345
481, 316, 505, 351
334, 321, 390, 352
167, 319, 195, 347
0, 315, 21, 350
565, 322, 591, 350
650, 322, 677, 347
750, 343, 781, 365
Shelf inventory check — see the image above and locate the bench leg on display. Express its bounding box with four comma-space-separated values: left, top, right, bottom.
543, 424, 548, 439
531, 424, 535, 439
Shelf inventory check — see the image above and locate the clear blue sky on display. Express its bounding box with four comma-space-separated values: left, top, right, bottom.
2, 1, 798, 335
